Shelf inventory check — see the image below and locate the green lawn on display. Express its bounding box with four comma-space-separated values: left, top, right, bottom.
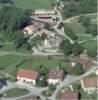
0, 0, 56, 10
81, 40, 97, 57
0, 55, 70, 77
85, 14, 97, 20
65, 14, 97, 35
77, 35, 93, 42
17, 56, 70, 70
3, 88, 29, 97
65, 22, 86, 34
0, 55, 25, 70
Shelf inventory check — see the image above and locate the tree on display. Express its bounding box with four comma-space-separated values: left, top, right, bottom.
0, 39, 3, 47
58, 22, 64, 29
23, 42, 32, 51
79, 16, 91, 27
72, 42, 84, 56
72, 63, 84, 75
51, 2, 55, 7
0, 6, 30, 33
62, 0, 97, 18
14, 32, 28, 49
41, 33, 47, 40
59, 40, 72, 55
0, 0, 13, 4
48, 84, 56, 91
64, 25, 78, 40
86, 24, 97, 36
44, 23, 51, 30
36, 80, 47, 87
62, 2, 79, 18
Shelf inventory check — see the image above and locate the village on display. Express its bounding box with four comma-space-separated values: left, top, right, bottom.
0, 0, 97, 100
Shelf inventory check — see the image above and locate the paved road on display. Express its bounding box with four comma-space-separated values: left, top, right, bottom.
53, 7, 74, 44
0, 81, 48, 100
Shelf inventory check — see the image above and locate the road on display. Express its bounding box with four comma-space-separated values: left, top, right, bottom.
54, 7, 74, 44
0, 81, 48, 100
63, 13, 97, 23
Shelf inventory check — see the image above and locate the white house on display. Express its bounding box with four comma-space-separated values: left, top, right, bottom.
48, 68, 64, 85
80, 76, 97, 94
17, 69, 39, 85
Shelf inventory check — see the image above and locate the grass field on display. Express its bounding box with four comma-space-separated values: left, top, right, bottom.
0, 55, 70, 78
77, 35, 93, 42
81, 40, 97, 57
65, 14, 97, 35
3, 88, 29, 97
17, 56, 70, 70
0, 0, 56, 10
65, 22, 86, 34
0, 55, 25, 69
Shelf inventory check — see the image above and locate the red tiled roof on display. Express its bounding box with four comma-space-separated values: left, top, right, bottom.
61, 91, 78, 100
74, 57, 94, 70
17, 69, 39, 80
49, 69, 64, 80
82, 76, 97, 88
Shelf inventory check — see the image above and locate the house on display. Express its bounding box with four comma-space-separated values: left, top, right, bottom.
23, 24, 39, 35
17, 69, 39, 85
80, 76, 97, 93
0, 79, 7, 89
74, 57, 94, 71
48, 68, 64, 85
61, 90, 78, 100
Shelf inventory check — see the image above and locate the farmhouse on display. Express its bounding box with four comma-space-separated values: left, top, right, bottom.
17, 69, 39, 85
48, 68, 64, 85
80, 76, 97, 94
74, 57, 94, 71
61, 90, 79, 100
23, 24, 40, 35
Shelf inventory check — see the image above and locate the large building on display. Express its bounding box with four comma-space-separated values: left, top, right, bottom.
32, 9, 57, 26
61, 90, 79, 100
48, 68, 64, 85
17, 69, 39, 85
23, 24, 40, 35
80, 75, 97, 93
33, 9, 56, 16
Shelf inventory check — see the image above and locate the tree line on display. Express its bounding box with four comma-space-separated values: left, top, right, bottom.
0, 6, 32, 50
61, 0, 97, 18
0, 0, 13, 4
59, 40, 84, 56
